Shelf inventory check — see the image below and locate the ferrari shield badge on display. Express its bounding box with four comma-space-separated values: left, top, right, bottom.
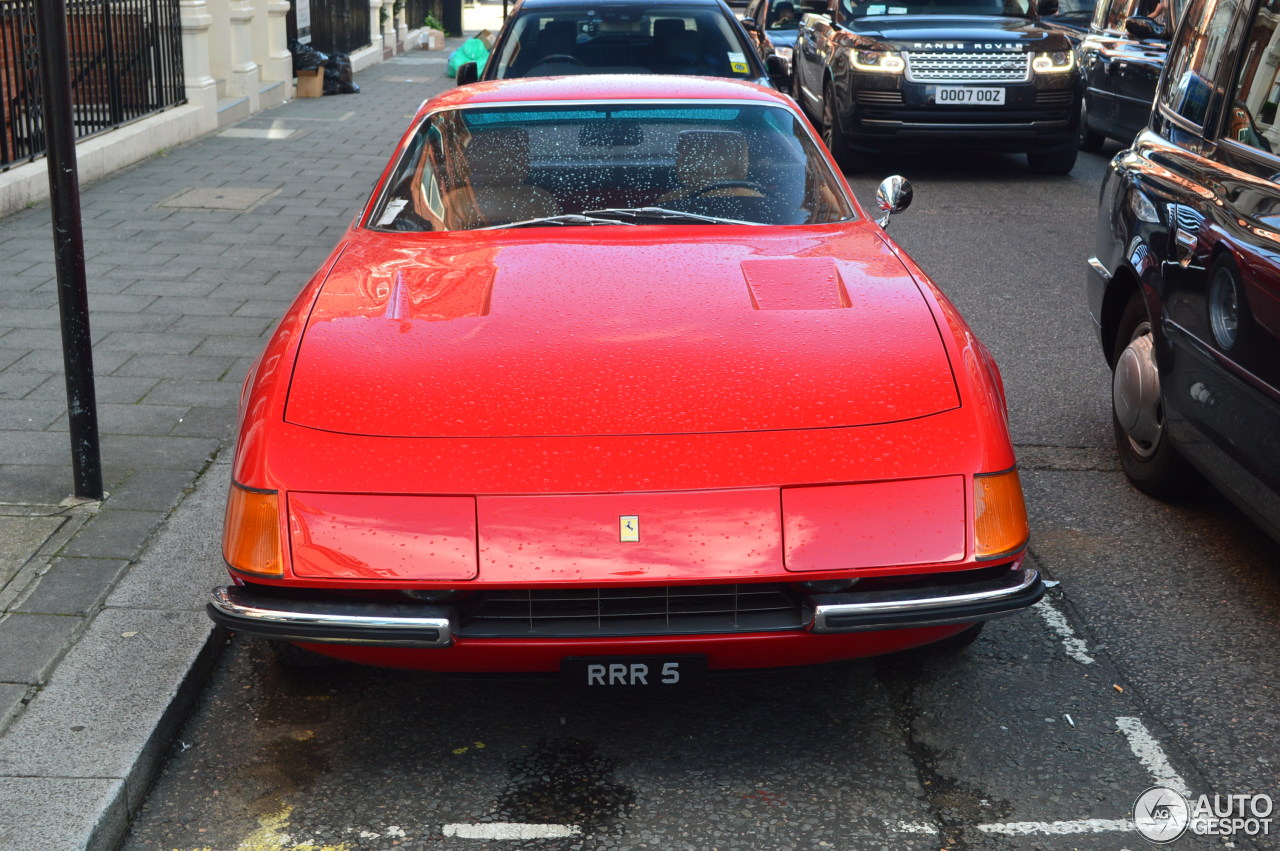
620, 515, 640, 542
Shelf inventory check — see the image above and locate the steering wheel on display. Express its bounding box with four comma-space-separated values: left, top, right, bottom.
538, 53, 584, 65
688, 179, 768, 198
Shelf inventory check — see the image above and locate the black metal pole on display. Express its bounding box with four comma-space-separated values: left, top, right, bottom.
35, 0, 104, 501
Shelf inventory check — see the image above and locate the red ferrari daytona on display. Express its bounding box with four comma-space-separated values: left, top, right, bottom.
208, 75, 1043, 680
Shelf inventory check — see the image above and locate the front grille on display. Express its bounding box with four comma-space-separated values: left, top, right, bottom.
1036, 90, 1074, 107
857, 90, 905, 106
455, 583, 805, 638
903, 50, 1030, 83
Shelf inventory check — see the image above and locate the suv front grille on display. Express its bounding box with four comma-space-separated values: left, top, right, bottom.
903, 50, 1030, 84
455, 583, 805, 638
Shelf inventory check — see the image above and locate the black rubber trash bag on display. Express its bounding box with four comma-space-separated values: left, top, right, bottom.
288, 39, 329, 72
324, 52, 360, 94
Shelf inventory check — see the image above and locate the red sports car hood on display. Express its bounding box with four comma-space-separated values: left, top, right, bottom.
286, 227, 959, 437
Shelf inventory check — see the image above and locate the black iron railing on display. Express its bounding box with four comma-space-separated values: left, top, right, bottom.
404, 0, 446, 31
1, 0, 184, 170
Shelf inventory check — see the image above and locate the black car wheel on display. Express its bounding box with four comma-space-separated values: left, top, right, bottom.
1110, 291, 1198, 497
1079, 94, 1106, 153
821, 82, 863, 173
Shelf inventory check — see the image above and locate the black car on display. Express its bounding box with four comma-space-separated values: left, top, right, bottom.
791, 0, 1085, 174
1089, 0, 1280, 542
454, 0, 786, 88
741, 0, 804, 76
1077, 0, 1182, 151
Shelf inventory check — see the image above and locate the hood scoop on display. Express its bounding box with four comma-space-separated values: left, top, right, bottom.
742, 258, 850, 310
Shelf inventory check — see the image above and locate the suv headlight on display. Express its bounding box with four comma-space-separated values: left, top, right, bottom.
851, 48, 905, 73
1032, 50, 1074, 74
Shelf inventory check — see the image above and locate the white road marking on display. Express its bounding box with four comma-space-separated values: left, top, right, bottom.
443, 823, 582, 840
899, 717, 1189, 840
886, 820, 939, 834
977, 818, 1134, 835
1035, 598, 1096, 664
1116, 716, 1192, 798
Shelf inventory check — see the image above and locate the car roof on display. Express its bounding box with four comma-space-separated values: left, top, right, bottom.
422, 75, 793, 113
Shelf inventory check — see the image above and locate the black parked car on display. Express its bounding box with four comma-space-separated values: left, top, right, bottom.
454, 0, 786, 88
1077, 0, 1182, 151
1089, 0, 1280, 542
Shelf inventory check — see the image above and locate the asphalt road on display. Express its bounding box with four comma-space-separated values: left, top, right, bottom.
120, 141, 1280, 850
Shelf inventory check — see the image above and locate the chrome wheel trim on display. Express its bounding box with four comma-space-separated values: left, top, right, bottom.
1113, 319, 1163, 460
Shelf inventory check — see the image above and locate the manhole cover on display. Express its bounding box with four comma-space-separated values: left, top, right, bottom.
218, 127, 299, 140
158, 187, 280, 211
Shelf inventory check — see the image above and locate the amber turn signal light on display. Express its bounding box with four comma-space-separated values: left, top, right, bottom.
223, 482, 283, 576
974, 468, 1029, 560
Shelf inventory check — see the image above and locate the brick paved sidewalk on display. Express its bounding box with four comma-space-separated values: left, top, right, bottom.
0, 29, 481, 849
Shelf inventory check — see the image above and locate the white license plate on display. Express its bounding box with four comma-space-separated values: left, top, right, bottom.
934, 86, 1006, 105
562, 655, 706, 687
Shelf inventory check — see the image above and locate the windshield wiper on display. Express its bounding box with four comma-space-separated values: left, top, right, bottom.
479, 213, 637, 230
581, 207, 762, 226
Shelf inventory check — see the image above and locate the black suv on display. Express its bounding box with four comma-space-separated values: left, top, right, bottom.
1089, 0, 1280, 541
1077, 0, 1182, 151
792, 0, 1084, 173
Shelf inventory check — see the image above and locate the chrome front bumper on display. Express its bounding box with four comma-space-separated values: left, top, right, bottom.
208, 586, 454, 648
807, 566, 1043, 632
208, 566, 1043, 647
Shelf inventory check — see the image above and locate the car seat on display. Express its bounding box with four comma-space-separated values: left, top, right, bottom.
447, 128, 561, 227
656, 129, 766, 206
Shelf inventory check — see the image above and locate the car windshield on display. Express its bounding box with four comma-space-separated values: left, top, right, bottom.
841, 0, 1037, 20
766, 0, 801, 29
490, 6, 759, 78
368, 103, 857, 231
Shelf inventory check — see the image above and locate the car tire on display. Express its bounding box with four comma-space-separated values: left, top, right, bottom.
1110, 291, 1199, 498
267, 638, 345, 667
1027, 144, 1078, 175
821, 81, 863, 174
1078, 95, 1106, 152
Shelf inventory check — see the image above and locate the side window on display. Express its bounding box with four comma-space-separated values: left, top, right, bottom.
1158, 0, 1242, 126
1221, 0, 1280, 154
